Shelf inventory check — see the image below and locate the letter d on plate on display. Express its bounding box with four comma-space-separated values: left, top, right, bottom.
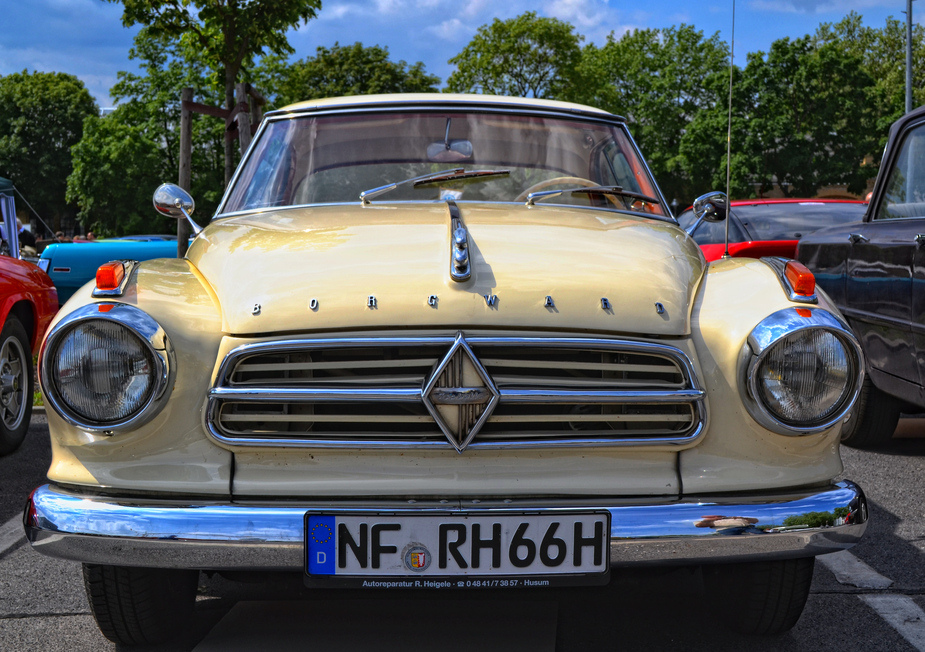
308, 515, 336, 575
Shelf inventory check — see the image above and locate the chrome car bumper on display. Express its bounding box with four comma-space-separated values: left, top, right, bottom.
24, 481, 867, 571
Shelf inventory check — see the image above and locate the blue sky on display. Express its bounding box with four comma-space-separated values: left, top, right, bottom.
0, 0, 916, 107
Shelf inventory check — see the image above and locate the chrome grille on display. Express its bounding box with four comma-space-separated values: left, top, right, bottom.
206, 336, 705, 449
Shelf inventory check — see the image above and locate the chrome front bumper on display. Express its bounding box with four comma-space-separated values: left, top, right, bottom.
24, 481, 867, 571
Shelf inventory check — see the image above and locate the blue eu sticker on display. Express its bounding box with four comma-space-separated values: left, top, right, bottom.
307, 515, 336, 575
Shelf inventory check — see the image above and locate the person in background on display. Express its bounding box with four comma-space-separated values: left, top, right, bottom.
17, 218, 35, 249
87, 232, 96, 241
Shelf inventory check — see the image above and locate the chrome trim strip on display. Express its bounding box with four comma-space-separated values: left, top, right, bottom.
760, 257, 819, 304
446, 199, 471, 282
91, 260, 138, 298
204, 335, 707, 450
26, 481, 867, 570
741, 307, 864, 436
38, 303, 174, 433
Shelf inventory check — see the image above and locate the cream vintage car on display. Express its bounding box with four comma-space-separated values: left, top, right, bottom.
25, 94, 867, 645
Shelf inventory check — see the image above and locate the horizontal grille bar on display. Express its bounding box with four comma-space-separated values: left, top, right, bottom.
206, 335, 706, 449
209, 386, 704, 404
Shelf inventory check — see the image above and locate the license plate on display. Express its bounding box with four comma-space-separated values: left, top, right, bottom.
304, 511, 610, 588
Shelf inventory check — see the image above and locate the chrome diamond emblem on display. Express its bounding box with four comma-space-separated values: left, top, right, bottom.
423, 332, 500, 452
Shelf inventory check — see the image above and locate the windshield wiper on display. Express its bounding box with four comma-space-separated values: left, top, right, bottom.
360, 168, 510, 204
525, 185, 662, 209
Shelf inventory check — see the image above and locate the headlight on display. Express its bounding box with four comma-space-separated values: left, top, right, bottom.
743, 307, 863, 435
40, 304, 172, 431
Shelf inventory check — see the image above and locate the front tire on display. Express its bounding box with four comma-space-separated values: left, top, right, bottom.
83, 564, 199, 646
703, 557, 814, 635
0, 316, 32, 455
840, 376, 901, 448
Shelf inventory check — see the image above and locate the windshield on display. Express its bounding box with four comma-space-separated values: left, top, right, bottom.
220, 110, 665, 217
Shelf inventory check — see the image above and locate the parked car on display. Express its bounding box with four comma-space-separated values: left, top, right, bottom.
798, 104, 925, 447
25, 94, 868, 645
38, 237, 182, 304
678, 198, 867, 261
0, 178, 59, 453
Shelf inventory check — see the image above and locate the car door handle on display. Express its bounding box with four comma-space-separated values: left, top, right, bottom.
916, 234, 925, 246
849, 233, 869, 244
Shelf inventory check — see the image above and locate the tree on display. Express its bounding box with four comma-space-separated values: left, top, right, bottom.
575, 25, 729, 205
67, 116, 164, 235
815, 12, 925, 146
67, 30, 225, 235
446, 12, 583, 99
737, 37, 877, 197
107, 0, 322, 185
0, 71, 97, 231
255, 42, 440, 109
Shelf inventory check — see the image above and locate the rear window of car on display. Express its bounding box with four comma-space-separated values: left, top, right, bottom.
733, 202, 866, 240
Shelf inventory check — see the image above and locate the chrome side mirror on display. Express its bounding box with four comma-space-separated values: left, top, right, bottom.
692, 191, 728, 223
153, 183, 201, 234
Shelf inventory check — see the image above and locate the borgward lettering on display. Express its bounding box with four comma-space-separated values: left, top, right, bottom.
484, 294, 498, 307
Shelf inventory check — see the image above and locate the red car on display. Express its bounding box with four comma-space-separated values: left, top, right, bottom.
677, 198, 867, 261
0, 179, 59, 454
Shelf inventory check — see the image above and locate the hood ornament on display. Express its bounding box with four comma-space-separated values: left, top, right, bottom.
422, 332, 499, 452
446, 199, 471, 282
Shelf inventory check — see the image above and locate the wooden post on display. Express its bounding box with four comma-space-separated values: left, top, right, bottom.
235, 83, 252, 155
178, 87, 193, 258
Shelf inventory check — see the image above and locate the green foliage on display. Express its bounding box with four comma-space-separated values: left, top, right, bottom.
0, 71, 97, 229
446, 12, 583, 99
783, 511, 838, 528
815, 12, 925, 146
67, 30, 225, 235
107, 0, 321, 102
255, 42, 440, 109
67, 115, 163, 235
575, 25, 729, 204
738, 36, 877, 197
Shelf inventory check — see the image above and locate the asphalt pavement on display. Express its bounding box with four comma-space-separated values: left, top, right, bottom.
2, 413, 925, 651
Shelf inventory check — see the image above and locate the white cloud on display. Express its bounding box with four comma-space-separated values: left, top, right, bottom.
374, 0, 405, 14
544, 0, 606, 31
749, 0, 898, 13
426, 18, 474, 42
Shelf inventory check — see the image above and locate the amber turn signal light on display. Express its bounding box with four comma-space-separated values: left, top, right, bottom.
96, 262, 125, 291
784, 260, 815, 297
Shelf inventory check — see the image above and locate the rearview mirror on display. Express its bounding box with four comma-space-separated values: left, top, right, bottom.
427, 140, 473, 163
153, 183, 201, 234
692, 191, 727, 223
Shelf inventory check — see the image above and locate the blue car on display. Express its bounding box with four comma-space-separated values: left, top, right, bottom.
38, 238, 183, 304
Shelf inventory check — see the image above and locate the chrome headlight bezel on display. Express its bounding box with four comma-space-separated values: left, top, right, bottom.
39, 303, 173, 433
741, 307, 864, 436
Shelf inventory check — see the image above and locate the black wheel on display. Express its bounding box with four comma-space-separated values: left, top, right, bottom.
0, 316, 32, 455
83, 564, 198, 646
840, 375, 902, 448
703, 557, 814, 635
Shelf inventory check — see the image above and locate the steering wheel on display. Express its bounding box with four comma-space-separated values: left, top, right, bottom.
515, 177, 599, 202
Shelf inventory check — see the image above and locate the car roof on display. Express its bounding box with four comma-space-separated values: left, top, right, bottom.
729, 198, 865, 207
271, 93, 623, 122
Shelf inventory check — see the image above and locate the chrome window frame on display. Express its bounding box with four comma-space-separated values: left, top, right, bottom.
39, 303, 174, 433
212, 104, 674, 225
204, 335, 706, 450
740, 307, 864, 436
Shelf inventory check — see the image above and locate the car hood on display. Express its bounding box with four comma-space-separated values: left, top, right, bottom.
185, 203, 705, 336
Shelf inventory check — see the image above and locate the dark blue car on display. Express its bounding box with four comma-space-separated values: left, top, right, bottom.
38, 237, 182, 304
798, 104, 925, 447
